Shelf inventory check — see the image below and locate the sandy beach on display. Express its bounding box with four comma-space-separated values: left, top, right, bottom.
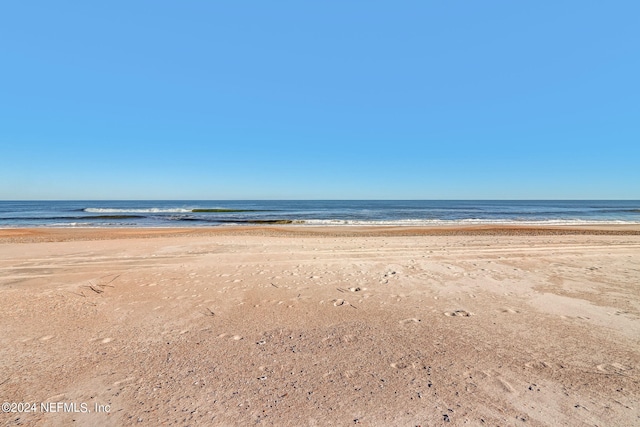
1, 226, 639, 426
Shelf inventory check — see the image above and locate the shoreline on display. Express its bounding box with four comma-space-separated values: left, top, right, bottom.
2, 224, 640, 243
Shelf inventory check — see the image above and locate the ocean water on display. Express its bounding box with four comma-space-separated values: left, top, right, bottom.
1, 200, 639, 228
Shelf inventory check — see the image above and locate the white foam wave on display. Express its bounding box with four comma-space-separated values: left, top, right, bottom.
302, 219, 640, 226
84, 208, 192, 213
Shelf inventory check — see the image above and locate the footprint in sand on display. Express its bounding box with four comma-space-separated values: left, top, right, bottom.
597, 363, 632, 373
113, 377, 135, 386
89, 337, 113, 344
343, 370, 356, 378
524, 360, 557, 370
496, 377, 515, 393
390, 362, 409, 369
341, 335, 356, 343
472, 369, 516, 393
399, 318, 421, 324
444, 310, 472, 317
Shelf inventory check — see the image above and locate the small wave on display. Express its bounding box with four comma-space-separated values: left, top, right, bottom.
84, 207, 263, 214
84, 208, 193, 213
88, 215, 146, 219
162, 217, 211, 223
238, 219, 300, 224
1, 215, 145, 221
191, 208, 263, 213
302, 218, 640, 226
166, 217, 300, 224
598, 208, 640, 213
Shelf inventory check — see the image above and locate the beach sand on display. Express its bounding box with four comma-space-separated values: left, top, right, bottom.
1, 226, 639, 426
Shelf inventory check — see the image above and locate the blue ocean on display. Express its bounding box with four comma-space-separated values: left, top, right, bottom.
0, 200, 639, 228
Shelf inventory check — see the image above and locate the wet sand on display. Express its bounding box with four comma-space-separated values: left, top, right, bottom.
1, 226, 639, 426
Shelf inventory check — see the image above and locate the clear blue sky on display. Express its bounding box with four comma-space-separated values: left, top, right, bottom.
1, 1, 638, 200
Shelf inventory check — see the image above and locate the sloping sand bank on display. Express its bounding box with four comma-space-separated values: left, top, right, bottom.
1, 226, 639, 426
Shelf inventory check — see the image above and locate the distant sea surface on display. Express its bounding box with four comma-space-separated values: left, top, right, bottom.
1, 200, 639, 228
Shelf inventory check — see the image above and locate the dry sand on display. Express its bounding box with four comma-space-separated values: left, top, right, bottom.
0, 226, 639, 426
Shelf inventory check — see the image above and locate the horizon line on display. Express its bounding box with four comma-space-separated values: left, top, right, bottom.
2, 199, 639, 202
